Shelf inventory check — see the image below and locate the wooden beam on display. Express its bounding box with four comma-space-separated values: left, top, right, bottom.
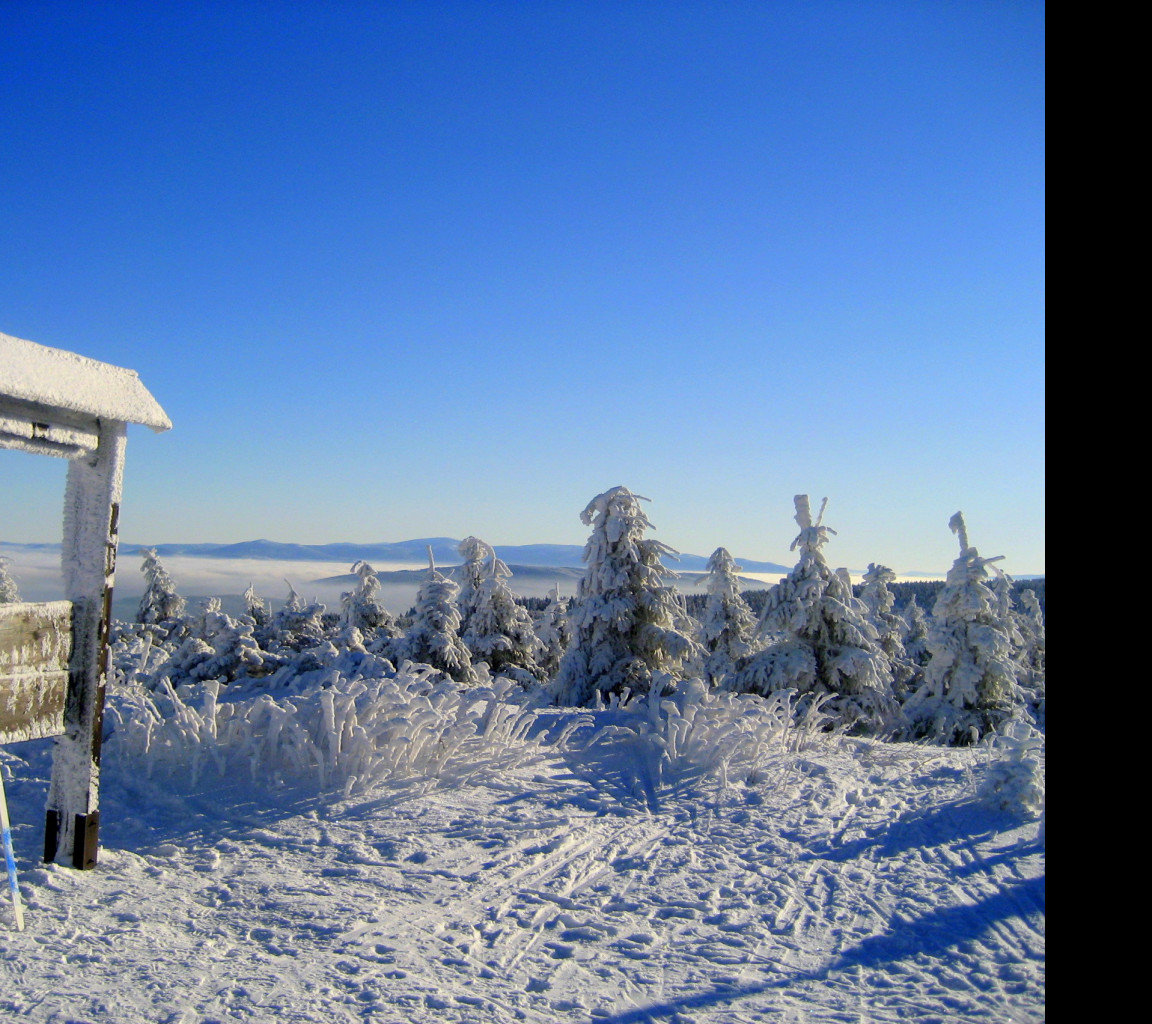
44, 420, 126, 870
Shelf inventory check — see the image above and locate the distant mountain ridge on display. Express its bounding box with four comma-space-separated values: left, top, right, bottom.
113, 538, 792, 574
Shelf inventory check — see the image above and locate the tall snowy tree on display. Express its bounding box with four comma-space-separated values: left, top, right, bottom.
859, 562, 918, 700
734, 496, 897, 734
393, 548, 474, 683
552, 486, 701, 706
533, 586, 572, 681
1013, 588, 1045, 727
136, 548, 187, 625
270, 581, 327, 649
904, 512, 1023, 744
696, 547, 759, 688
242, 582, 270, 629
454, 536, 489, 640
457, 538, 545, 682
0, 556, 20, 604
901, 594, 932, 668
340, 560, 399, 637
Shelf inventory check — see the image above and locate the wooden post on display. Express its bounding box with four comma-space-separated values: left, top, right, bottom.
43, 420, 126, 870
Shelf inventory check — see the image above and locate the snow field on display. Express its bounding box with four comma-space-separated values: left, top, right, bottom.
0, 671, 1043, 1023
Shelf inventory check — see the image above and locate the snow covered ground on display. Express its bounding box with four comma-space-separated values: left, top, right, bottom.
0, 681, 1044, 1023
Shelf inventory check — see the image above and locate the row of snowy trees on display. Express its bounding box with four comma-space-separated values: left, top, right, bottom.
5, 486, 1042, 746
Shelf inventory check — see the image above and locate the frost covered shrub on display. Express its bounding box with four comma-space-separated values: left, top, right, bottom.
560, 675, 838, 810
552, 486, 701, 707
904, 512, 1025, 744
103, 662, 557, 796
733, 496, 897, 735
976, 720, 1044, 818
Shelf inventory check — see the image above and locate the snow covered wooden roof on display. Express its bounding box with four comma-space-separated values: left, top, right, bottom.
0, 331, 170, 457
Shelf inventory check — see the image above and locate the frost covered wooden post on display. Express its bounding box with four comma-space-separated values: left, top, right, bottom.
0, 331, 170, 869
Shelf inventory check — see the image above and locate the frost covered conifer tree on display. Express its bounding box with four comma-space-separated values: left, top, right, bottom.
696, 547, 759, 688
242, 582, 270, 629
733, 496, 896, 734
454, 536, 489, 640
457, 538, 545, 682
904, 512, 1023, 744
270, 581, 327, 649
1014, 588, 1045, 726
136, 548, 186, 625
0, 556, 20, 603
393, 548, 474, 683
901, 595, 931, 668
533, 586, 572, 681
552, 486, 701, 706
340, 560, 399, 638
160, 597, 271, 684
859, 562, 918, 700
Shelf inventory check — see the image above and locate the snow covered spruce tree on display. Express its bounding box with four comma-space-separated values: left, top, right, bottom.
859, 562, 918, 700
340, 560, 399, 639
733, 496, 897, 734
454, 536, 489, 640
552, 486, 701, 706
242, 582, 270, 629
155, 597, 272, 685
136, 547, 187, 625
696, 547, 760, 688
452, 537, 545, 683
392, 547, 475, 683
533, 585, 572, 681
904, 512, 1024, 744
268, 581, 327, 650
901, 594, 932, 668
1013, 588, 1045, 727
0, 555, 20, 603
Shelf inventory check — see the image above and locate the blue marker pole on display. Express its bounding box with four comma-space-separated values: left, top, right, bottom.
0, 770, 25, 930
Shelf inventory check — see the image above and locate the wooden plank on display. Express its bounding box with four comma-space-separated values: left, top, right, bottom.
0, 602, 73, 745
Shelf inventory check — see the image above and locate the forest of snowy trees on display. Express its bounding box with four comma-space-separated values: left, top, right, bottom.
1, 489, 1045, 749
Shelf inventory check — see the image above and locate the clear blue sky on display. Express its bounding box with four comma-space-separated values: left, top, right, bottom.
1, 0, 1044, 575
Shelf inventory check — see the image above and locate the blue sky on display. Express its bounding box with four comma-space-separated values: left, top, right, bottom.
1, 0, 1044, 575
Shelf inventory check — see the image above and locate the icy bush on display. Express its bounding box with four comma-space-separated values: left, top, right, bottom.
976, 720, 1044, 818
103, 661, 558, 797
560, 673, 839, 811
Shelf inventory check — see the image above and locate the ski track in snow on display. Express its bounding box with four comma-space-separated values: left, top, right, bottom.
0, 735, 1043, 1023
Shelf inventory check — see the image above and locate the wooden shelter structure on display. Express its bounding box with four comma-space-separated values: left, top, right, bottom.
0, 330, 170, 869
